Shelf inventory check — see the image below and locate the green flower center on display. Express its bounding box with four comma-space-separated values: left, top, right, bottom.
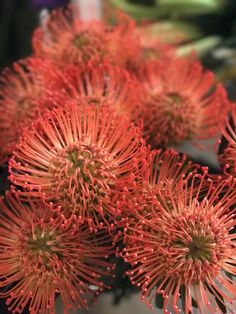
48, 145, 117, 219
27, 228, 56, 253
165, 93, 184, 111
174, 234, 215, 262
73, 32, 91, 48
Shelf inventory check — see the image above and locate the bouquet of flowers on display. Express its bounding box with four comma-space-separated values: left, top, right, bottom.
0, 3, 236, 314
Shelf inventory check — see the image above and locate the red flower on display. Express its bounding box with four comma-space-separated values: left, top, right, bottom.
0, 57, 67, 164
0, 192, 114, 314
63, 62, 142, 117
123, 172, 236, 313
218, 105, 236, 176
9, 104, 147, 230
138, 56, 230, 147
32, 5, 140, 69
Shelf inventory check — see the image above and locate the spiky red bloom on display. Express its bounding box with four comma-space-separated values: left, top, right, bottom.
32, 5, 140, 69
218, 105, 236, 176
9, 104, 147, 229
0, 57, 67, 163
138, 56, 229, 147
63, 62, 142, 118
123, 172, 236, 313
0, 192, 114, 314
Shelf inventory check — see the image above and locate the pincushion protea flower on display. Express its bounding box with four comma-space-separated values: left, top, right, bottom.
0, 192, 114, 314
123, 172, 236, 313
218, 105, 236, 176
32, 5, 140, 69
9, 103, 147, 230
0, 57, 67, 164
64, 62, 142, 117
138, 56, 229, 147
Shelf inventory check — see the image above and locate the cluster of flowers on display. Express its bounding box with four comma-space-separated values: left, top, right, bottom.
0, 4, 236, 314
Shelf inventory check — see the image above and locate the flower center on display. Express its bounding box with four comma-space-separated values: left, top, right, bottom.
188, 235, 214, 261
26, 226, 63, 263
27, 227, 57, 254
71, 30, 105, 63
49, 144, 118, 220
73, 32, 91, 49
174, 234, 214, 262
21, 225, 65, 278
165, 92, 183, 109
147, 90, 199, 145
68, 148, 91, 172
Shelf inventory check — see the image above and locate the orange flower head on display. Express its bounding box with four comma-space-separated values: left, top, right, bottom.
218, 105, 236, 176
9, 104, 147, 230
33, 6, 140, 69
123, 172, 236, 313
64, 62, 142, 117
0, 192, 114, 314
139, 56, 230, 147
0, 57, 67, 164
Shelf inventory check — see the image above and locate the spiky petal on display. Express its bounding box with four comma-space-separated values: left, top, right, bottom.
0, 192, 114, 314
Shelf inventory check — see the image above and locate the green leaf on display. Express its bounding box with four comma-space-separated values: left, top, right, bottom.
177, 36, 222, 57
137, 20, 202, 44
109, 0, 162, 20
108, 0, 223, 20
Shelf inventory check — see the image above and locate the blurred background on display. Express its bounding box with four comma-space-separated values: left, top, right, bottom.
1, 0, 236, 103
1, 0, 236, 313
1, 0, 236, 95
1, 0, 236, 73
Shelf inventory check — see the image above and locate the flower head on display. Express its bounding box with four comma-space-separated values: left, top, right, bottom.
0, 192, 114, 314
0, 57, 67, 163
218, 105, 236, 176
63, 62, 142, 117
9, 103, 147, 229
123, 173, 236, 313
33, 5, 140, 69
138, 56, 229, 147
